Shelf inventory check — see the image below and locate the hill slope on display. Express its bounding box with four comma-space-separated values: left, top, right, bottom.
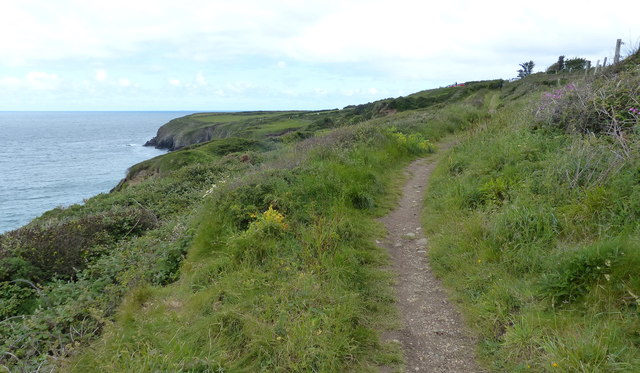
1, 52, 638, 372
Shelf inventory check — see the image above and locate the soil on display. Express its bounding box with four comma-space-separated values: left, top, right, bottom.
379, 147, 483, 372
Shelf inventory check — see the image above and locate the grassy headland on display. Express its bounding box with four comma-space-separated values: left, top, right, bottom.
1, 52, 638, 372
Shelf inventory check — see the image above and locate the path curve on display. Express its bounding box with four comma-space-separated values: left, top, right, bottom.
379, 148, 482, 372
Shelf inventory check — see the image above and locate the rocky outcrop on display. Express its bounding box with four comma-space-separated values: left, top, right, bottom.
144, 115, 235, 151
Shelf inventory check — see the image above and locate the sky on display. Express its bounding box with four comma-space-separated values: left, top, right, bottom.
0, 0, 638, 111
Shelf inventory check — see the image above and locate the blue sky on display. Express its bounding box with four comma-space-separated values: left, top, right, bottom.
0, 0, 637, 111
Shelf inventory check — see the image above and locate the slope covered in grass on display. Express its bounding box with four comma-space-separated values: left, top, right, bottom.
423, 54, 640, 372
2, 51, 637, 372
67, 102, 490, 372
0, 81, 493, 371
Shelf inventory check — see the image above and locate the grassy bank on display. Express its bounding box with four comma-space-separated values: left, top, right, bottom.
67, 102, 488, 372
1, 83, 491, 371
423, 57, 640, 371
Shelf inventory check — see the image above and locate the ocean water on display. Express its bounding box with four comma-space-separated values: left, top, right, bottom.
0, 111, 192, 234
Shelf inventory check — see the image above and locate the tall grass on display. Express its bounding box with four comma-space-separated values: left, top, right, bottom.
65, 101, 486, 372
423, 69, 640, 371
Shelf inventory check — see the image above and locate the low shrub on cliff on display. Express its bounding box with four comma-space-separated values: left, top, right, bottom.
1, 206, 158, 282
534, 67, 640, 139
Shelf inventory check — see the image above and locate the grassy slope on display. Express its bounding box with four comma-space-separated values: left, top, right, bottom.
423, 60, 640, 371
147, 80, 503, 152
3, 56, 638, 371
146, 111, 340, 150
67, 101, 490, 372
0, 82, 491, 371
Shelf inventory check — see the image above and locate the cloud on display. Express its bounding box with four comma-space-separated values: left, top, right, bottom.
0, 0, 637, 110
118, 78, 132, 87
195, 72, 207, 86
0, 76, 21, 88
95, 69, 107, 81
0, 71, 60, 91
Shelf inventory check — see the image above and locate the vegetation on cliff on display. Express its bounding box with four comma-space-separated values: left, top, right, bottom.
424, 52, 640, 371
1, 50, 638, 372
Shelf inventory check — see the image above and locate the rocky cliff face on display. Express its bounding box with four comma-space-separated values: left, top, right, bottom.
144, 116, 217, 151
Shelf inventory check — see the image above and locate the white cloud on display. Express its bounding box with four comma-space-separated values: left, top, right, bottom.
225, 81, 253, 93
118, 78, 132, 87
0, 0, 637, 110
195, 72, 207, 86
0, 71, 60, 90
0, 76, 21, 88
95, 69, 107, 81
26, 71, 59, 90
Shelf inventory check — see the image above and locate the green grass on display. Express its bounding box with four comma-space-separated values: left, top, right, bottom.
120, 137, 268, 184
422, 61, 640, 371
6, 57, 639, 371
63, 100, 487, 372
1, 84, 491, 371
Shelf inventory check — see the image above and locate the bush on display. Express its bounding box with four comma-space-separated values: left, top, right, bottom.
534, 69, 640, 137
1, 206, 158, 281
0, 281, 36, 319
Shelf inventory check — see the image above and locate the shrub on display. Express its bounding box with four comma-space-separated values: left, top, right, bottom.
1, 206, 158, 281
534, 69, 640, 139
0, 281, 36, 319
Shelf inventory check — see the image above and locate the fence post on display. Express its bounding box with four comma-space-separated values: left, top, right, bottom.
614, 39, 622, 64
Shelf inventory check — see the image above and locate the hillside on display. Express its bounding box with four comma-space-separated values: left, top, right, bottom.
1, 52, 638, 372
143, 79, 505, 152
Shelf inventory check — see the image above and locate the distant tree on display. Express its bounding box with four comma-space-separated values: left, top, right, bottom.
557, 55, 565, 71
565, 57, 588, 71
517, 61, 535, 78
546, 55, 565, 74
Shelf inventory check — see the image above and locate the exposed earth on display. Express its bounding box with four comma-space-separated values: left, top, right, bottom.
379, 145, 483, 372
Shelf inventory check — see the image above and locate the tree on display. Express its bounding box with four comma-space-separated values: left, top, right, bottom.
517, 61, 535, 78
546, 55, 565, 74
564, 57, 588, 71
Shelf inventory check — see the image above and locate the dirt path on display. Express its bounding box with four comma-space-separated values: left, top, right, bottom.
379, 147, 482, 372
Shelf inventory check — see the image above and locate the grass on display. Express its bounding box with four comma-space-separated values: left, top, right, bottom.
67, 119, 455, 372
3, 53, 639, 371
1, 84, 490, 371
422, 57, 640, 371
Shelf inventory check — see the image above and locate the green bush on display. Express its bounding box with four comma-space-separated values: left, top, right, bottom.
0, 281, 36, 319
1, 206, 158, 281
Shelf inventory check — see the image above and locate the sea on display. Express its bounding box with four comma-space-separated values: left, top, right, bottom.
0, 111, 194, 234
